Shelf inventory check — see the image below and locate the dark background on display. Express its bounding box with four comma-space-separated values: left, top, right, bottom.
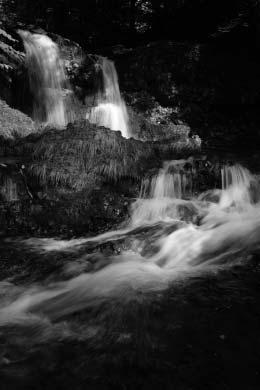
1, 0, 260, 51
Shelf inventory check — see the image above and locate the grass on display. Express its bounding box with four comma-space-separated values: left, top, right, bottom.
25, 120, 153, 190
26, 120, 200, 190
0, 112, 200, 193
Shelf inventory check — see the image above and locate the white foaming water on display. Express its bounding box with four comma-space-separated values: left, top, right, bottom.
19, 30, 67, 128
220, 164, 256, 210
131, 160, 194, 224
0, 164, 260, 326
86, 57, 130, 138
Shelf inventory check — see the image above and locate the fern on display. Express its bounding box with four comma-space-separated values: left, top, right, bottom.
0, 40, 24, 63
0, 28, 16, 42
0, 27, 24, 73
0, 26, 24, 93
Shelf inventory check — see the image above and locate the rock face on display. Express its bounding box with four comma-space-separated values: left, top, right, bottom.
0, 185, 133, 237
68, 39, 260, 149
113, 40, 260, 110
99, 40, 260, 147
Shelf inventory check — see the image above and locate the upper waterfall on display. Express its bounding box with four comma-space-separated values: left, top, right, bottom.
86, 57, 130, 139
18, 30, 67, 128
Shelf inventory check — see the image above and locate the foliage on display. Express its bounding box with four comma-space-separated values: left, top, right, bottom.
0, 26, 25, 105
0, 27, 24, 69
1, 0, 260, 48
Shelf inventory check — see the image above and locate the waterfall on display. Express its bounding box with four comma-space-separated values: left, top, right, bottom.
18, 30, 67, 128
142, 160, 191, 199
86, 57, 130, 138
220, 164, 257, 210
132, 160, 193, 224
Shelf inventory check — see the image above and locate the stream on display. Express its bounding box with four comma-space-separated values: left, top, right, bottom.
0, 161, 260, 389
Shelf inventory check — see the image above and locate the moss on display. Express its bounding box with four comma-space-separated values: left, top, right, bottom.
26, 120, 153, 190
0, 99, 36, 140
20, 119, 199, 190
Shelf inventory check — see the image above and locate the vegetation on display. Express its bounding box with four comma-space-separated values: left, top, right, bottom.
29, 121, 151, 189
14, 120, 197, 190
0, 28, 23, 65
1, 0, 260, 48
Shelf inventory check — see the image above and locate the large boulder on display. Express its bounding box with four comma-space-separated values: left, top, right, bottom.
0, 99, 35, 140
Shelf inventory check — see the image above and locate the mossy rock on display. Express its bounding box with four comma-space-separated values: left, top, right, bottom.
0, 99, 35, 140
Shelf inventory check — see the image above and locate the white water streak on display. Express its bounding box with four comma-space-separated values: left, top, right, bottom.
86, 57, 130, 138
19, 30, 67, 128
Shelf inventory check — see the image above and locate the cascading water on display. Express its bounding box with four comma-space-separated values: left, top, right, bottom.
220, 164, 257, 209
141, 160, 189, 199
0, 162, 260, 330
131, 160, 194, 224
86, 57, 130, 138
18, 30, 67, 128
